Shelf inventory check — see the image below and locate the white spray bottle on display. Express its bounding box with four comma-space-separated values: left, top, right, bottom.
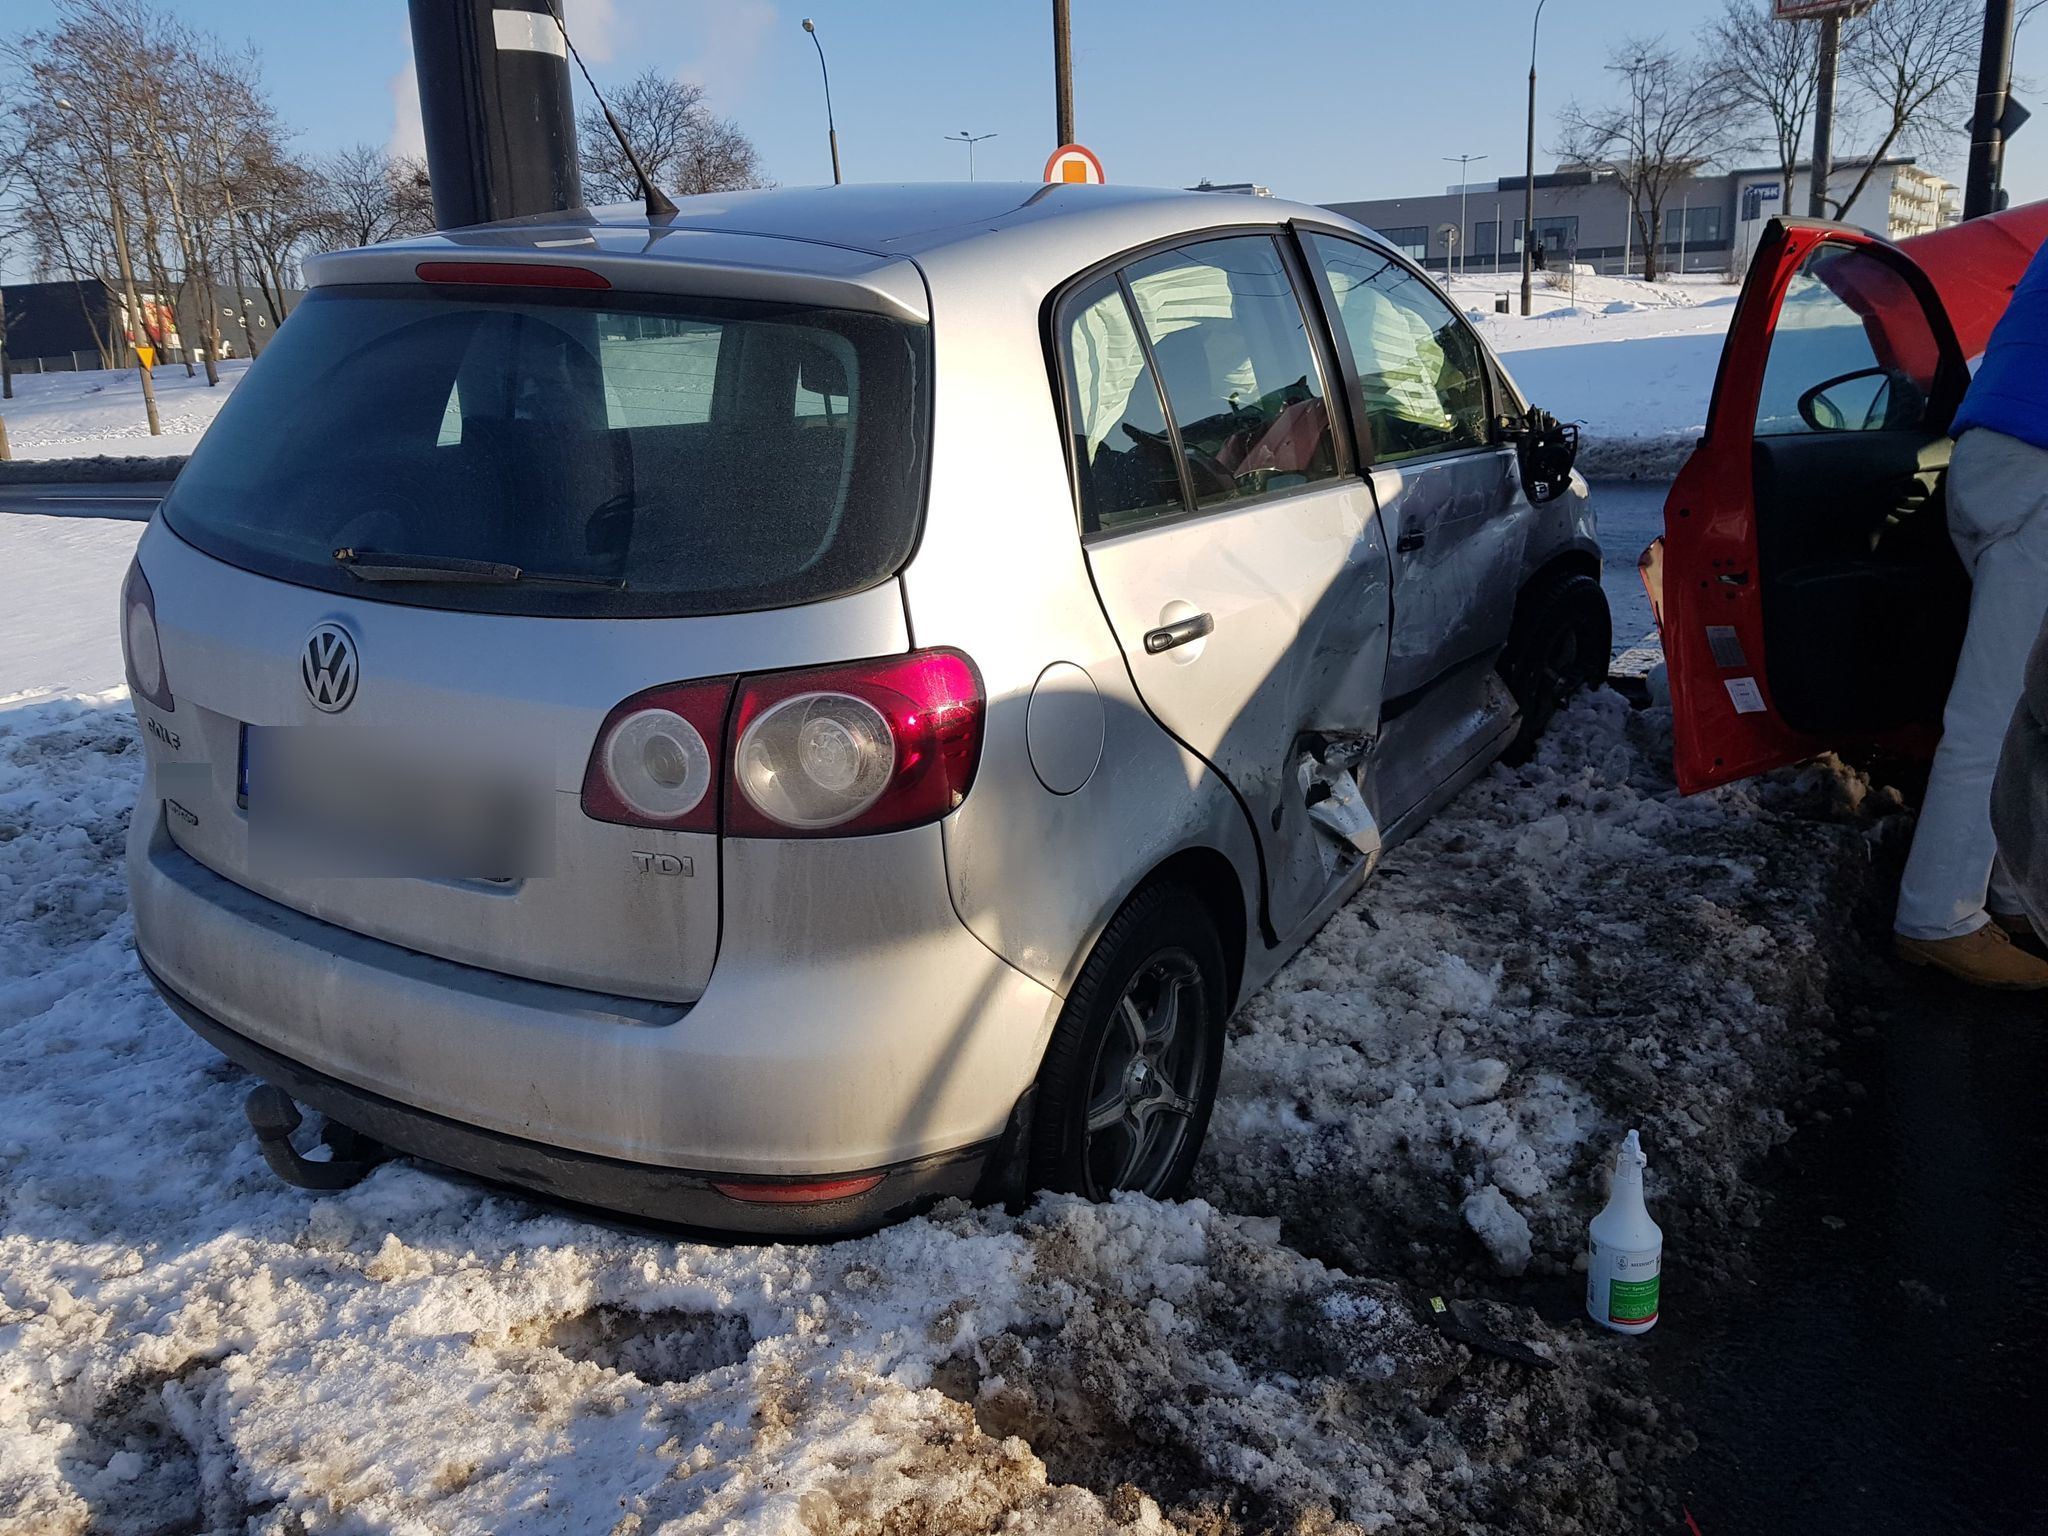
1586, 1129, 1662, 1335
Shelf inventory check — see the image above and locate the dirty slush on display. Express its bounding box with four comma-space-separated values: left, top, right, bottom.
0, 688, 1902, 1533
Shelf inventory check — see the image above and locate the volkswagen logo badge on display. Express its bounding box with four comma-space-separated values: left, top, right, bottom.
302, 622, 359, 713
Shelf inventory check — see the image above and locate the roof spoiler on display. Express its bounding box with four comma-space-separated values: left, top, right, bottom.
304, 228, 930, 326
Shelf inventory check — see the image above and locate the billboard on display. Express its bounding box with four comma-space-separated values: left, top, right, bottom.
1772, 0, 1868, 17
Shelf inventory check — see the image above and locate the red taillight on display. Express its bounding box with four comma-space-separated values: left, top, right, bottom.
414, 260, 612, 289
578, 650, 984, 838
121, 558, 174, 712
580, 678, 734, 834
711, 1175, 885, 1204
728, 650, 984, 838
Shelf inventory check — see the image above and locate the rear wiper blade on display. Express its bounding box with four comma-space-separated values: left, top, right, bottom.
334, 548, 518, 583
332, 548, 623, 588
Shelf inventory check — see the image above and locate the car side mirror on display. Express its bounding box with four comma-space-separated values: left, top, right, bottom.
1504, 408, 1580, 504
1796, 367, 1921, 433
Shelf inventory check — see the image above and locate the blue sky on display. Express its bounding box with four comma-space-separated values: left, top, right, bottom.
9, 0, 2047, 208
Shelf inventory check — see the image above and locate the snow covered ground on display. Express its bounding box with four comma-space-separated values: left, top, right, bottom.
0, 361, 249, 463
0, 520, 1904, 1533
1453, 271, 1738, 478
0, 516, 144, 704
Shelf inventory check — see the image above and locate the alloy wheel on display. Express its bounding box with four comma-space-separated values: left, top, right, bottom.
1080, 949, 1207, 1197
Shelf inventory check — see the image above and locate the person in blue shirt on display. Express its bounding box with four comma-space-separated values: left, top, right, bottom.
1895, 237, 2048, 987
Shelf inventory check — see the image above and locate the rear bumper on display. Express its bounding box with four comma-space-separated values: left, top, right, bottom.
144, 958, 993, 1237
129, 794, 1061, 1190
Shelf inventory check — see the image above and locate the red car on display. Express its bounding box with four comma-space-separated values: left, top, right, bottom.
1642, 204, 2048, 791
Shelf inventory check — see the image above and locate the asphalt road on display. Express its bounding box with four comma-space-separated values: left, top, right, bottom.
1589, 478, 1665, 651
1662, 960, 2047, 1532
0, 481, 169, 520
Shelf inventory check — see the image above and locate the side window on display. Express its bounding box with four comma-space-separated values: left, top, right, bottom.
1123, 235, 1339, 508
1309, 234, 1492, 463
1755, 243, 1939, 437
1062, 275, 1184, 533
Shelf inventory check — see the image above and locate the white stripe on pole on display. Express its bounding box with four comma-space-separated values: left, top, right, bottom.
492, 8, 568, 57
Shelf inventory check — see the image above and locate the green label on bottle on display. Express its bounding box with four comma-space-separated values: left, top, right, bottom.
1608, 1274, 1660, 1322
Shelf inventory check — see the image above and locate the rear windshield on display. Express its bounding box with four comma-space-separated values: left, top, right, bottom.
161, 284, 929, 617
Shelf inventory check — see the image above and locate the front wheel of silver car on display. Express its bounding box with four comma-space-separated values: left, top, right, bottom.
1028, 884, 1227, 1202
1500, 570, 1612, 766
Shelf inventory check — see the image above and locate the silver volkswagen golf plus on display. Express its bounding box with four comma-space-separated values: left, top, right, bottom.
125, 183, 1607, 1234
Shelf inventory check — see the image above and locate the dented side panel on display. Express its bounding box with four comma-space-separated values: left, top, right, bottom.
1082, 479, 1395, 938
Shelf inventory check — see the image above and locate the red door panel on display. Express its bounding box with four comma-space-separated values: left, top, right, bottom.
1898, 202, 2048, 361
1659, 219, 1968, 794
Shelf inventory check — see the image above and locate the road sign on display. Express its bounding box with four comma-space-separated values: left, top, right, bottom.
1044, 143, 1105, 185
134, 345, 155, 371
1742, 181, 1783, 221
1772, 0, 1869, 17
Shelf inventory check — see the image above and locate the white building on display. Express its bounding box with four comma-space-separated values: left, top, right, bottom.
1728, 158, 1959, 272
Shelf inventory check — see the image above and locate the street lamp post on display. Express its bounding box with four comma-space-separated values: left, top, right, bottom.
944, 130, 997, 180
1443, 153, 1488, 281
1520, 0, 1550, 316
800, 19, 842, 185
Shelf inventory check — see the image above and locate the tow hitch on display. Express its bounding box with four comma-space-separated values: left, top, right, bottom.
243, 1084, 389, 1190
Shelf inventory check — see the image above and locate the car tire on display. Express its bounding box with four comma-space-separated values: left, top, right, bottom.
1027, 883, 1228, 1202
1499, 570, 1612, 766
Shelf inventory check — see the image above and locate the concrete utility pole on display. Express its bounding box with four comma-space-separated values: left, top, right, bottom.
1054, 0, 1075, 146
1808, 12, 1841, 218
407, 0, 581, 229
1963, 0, 2018, 219
1520, 0, 1550, 316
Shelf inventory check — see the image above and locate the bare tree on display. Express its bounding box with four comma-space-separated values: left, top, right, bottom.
578, 71, 767, 203
8, 0, 169, 432
236, 137, 327, 326
0, 122, 22, 399
317, 143, 436, 249
1706, 1, 1819, 205
390, 155, 436, 235
1827, 0, 1980, 217
1558, 39, 1739, 282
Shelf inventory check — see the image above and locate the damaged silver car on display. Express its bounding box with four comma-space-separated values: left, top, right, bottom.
124, 183, 1607, 1234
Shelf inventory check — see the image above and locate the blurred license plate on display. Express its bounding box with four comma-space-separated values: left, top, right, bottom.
241, 724, 550, 878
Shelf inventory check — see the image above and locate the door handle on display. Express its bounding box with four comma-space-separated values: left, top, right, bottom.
1717, 570, 1750, 587
1396, 529, 1427, 553
1144, 612, 1214, 654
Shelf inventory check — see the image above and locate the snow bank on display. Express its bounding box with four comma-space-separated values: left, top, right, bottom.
0, 515, 144, 704
1445, 273, 1738, 480
0, 675, 1907, 1534
1207, 689, 1897, 1296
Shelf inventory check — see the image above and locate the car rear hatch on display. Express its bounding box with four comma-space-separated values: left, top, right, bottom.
141, 226, 932, 1003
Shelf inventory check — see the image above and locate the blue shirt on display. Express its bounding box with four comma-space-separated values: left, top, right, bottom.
1953, 238, 2048, 451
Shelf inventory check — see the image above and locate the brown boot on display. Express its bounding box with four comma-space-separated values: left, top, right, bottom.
1990, 910, 2043, 952
1990, 909, 2039, 946
1895, 923, 2048, 990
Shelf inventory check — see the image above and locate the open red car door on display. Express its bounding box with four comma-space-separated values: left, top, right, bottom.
1656, 217, 1979, 792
